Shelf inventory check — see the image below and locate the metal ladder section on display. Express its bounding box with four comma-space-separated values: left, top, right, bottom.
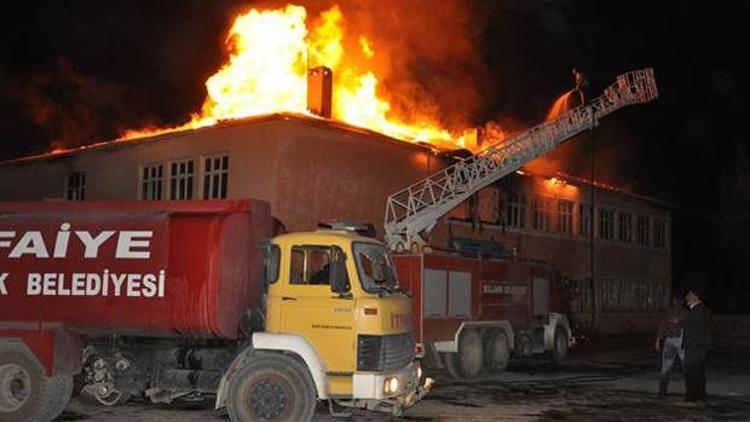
384, 68, 658, 251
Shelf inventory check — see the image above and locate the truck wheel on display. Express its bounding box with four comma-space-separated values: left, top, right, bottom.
456, 330, 483, 379
440, 352, 462, 379
42, 375, 73, 421
0, 342, 71, 422
485, 330, 510, 373
227, 353, 317, 422
551, 326, 569, 364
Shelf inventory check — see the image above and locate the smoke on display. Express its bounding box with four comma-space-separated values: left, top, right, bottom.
302, 0, 491, 131
524, 117, 639, 191
0, 1, 247, 158
0, 58, 143, 154
1, 1, 495, 156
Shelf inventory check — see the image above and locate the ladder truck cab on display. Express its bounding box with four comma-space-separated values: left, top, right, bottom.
384, 69, 659, 377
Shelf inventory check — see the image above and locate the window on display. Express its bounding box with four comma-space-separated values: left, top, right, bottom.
263, 244, 280, 284
599, 279, 666, 312
290, 245, 340, 285
504, 191, 526, 229
203, 155, 229, 199
558, 200, 574, 235
618, 212, 633, 243
561, 276, 592, 312
354, 242, 399, 293
169, 159, 194, 200
599, 208, 614, 240
141, 164, 163, 200
65, 172, 86, 201
477, 188, 500, 223
653, 218, 667, 248
636, 215, 650, 247
532, 197, 552, 232
579, 203, 592, 237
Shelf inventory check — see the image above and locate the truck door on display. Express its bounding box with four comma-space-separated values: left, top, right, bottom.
279, 245, 356, 373
533, 277, 550, 316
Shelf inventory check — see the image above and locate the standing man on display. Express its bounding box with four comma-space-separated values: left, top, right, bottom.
655, 294, 686, 397
682, 287, 711, 403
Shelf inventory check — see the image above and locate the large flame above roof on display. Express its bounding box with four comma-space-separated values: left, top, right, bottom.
122, 4, 468, 149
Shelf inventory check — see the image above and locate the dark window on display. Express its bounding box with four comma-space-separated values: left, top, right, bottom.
579, 203, 592, 237
264, 244, 280, 284
141, 164, 163, 200
637, 215, 650, 247
532, 197, 552, 232
599, 208, 614, 240
653, 218, 667, 248
504, 191, 526, 229
558, 200, 574, 235
203, 155, 229, 199
170, 159, 194, 200
290, 245, 340, 285
618, 212, 633, 243
65, 172, 86, 201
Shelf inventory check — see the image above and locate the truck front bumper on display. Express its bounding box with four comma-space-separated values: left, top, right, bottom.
351, 360, 431, 409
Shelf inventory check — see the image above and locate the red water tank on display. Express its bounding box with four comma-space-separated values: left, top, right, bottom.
0, 199, 271, 340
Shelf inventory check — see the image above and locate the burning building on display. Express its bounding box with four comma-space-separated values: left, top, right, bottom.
0, 111, 670, 334
0, 112, 445, 235
0, 4, 669, 334
446, 171, 671, 334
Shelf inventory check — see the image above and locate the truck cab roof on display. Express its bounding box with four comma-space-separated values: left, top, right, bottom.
272, 230, 382, 247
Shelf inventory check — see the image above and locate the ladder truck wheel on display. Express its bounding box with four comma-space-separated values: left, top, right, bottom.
551, 326, 569, 364
455, 330, 484, 379
227, 352, 317, 422
440, 352, 463, 379
485, 329, 510, 373
0, 342, 71, 422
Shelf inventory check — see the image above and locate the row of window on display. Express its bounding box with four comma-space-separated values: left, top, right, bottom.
565, 277, 667, 313
141, 155, 229, 200
504, 192, 668, 248
64, 155, 230, 201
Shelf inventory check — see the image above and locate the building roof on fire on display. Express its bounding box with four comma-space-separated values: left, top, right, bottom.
0, 112, 439, 167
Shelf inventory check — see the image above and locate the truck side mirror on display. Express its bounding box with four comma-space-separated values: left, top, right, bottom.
330, 259, 350, 294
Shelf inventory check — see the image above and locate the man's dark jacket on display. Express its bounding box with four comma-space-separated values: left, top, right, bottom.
682, 303, 711, 354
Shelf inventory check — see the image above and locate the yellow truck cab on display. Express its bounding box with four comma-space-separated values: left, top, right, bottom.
217, 224, 428, 419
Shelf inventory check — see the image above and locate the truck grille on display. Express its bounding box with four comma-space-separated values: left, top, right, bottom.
357, 333, 415, 372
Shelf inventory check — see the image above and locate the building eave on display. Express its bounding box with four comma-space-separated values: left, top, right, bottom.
0, 112, 443, 167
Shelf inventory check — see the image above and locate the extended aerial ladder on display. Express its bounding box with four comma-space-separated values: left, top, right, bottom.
384, 68, 658, 252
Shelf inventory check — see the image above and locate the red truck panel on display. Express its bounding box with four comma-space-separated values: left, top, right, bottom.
0, 200, 271, 341
394, 253, 560, 345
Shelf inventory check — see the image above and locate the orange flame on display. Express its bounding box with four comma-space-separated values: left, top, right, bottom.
121, 4, 470, 150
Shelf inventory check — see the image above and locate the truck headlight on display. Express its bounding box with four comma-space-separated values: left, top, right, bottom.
383, 376, 399, 394
389, 377, 399, 393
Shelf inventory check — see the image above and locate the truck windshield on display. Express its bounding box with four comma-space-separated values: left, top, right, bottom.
353, 242, 399, 294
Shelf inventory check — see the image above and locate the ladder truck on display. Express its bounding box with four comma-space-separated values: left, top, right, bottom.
385, 69, 659, 378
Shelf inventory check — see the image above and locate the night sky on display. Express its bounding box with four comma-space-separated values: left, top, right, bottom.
1, 1, 748, 311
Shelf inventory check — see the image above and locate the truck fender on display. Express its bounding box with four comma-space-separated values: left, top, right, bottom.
432, 321, 515, 353
543, 313, 572, 351
0, 323, 84, 377
214, 332, 329, 410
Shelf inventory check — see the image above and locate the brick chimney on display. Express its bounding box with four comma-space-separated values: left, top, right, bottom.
307, 66, 333, 118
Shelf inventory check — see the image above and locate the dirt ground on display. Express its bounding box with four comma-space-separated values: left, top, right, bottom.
56, 335, 750, 422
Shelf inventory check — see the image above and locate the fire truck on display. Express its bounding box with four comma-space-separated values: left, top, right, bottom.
385, 69, 658, 377
0, 69, 656, 422
0, 200, 427, 422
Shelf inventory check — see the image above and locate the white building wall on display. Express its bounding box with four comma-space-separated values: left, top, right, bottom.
0, 115, 442, 234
